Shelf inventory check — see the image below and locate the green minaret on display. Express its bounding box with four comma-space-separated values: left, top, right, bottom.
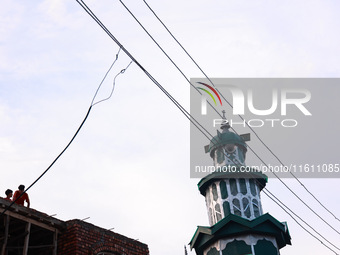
190, 119, 291, 255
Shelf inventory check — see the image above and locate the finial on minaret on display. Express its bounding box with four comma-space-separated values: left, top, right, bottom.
222, 110, 226, 119
221, 110, 230, 132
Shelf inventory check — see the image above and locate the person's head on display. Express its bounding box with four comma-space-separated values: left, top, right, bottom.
18, 185, 25, 191
5, 189, 13, 198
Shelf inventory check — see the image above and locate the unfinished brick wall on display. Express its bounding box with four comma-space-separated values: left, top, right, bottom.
57, 220, 149, 255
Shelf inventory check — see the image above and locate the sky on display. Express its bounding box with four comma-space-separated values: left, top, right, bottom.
1, 0, 340, 254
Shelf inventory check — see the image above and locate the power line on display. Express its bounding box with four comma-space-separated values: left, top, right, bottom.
76, 1, 340, 253
117, 0, 340, 236
223, 154, 339, 254
117, 0, 225, 120
262, 189, 339, 255
263, 188, 340, 252
141, 0, 340, 223
77, 1, 248, 181
77, 0, 340, 253
76, 0, 216, 145
262, 186, 340, 252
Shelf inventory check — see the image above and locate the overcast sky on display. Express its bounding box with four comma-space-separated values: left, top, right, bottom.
1, 0, 340, 254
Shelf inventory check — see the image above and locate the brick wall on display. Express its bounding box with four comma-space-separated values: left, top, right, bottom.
58, 220, 149, 255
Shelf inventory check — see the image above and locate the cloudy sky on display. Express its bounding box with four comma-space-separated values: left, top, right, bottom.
1, 0, 339, 254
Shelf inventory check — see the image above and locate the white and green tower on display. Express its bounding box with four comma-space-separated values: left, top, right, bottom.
190, 121, 291, 255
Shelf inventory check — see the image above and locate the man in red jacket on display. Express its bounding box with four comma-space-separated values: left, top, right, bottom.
13, 185, 30, 208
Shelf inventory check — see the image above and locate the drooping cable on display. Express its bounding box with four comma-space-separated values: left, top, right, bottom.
0, 49, 125, 217
141, 0, 340, 223
117, 0, 340, 236
76, 0, 214, 145
92, 61, 133, 106
91, 47, 122, 106
0, 106, 92, 217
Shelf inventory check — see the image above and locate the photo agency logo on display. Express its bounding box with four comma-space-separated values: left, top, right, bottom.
196, 80, 312, 128
190, 78, 339, 178
196, 82, 223, 114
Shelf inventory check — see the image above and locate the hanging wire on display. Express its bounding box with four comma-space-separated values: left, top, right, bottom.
76, 0, 214, 143
141, 0, 340, 223
75, 2, 340, 252
0, 106, 92, 217
116, 0, 340, 235
223, 153, 340, 254
91, 47, 122, 106
92, 60, 133, 106
0, 49, 128, 217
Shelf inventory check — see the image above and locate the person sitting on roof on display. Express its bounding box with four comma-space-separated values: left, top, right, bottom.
4, 189, 13, 201
13, 185, 30, 208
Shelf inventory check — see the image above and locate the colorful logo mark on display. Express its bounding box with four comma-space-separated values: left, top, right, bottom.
197, 82, 222, 115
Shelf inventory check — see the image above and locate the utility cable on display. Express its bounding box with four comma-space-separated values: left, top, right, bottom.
91, 47, 121, 106
76, 0, 215, 145
0, 49, 126, 217
263, 188, 340, 252
76, 1, 340, 252
118, 0, 340, 236
262, 189, 339, 255
141, 0, 340, 223
116, 0, 340, 236
223, 154, 340, 254
0, 106, 92, 217
117, 0, 224, 120
92, 60, 133, 106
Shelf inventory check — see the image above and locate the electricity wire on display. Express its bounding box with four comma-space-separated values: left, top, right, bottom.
117, 0, 221, 117
262, 189, 339, 254
0, 48, 127, 217
76, 0, 214, 144
75, 1, 340, 251
223, 154, 339, 254
91, 47, 122, 106
117, 0, 340, 236
0, 106, 92, 217
77, 0, 340, 252
262, 189, 340, 253
92, 61, 133, 106
141, 0, 340, 223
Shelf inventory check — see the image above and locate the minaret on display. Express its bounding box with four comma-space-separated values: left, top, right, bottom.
190, 116, 291, 255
